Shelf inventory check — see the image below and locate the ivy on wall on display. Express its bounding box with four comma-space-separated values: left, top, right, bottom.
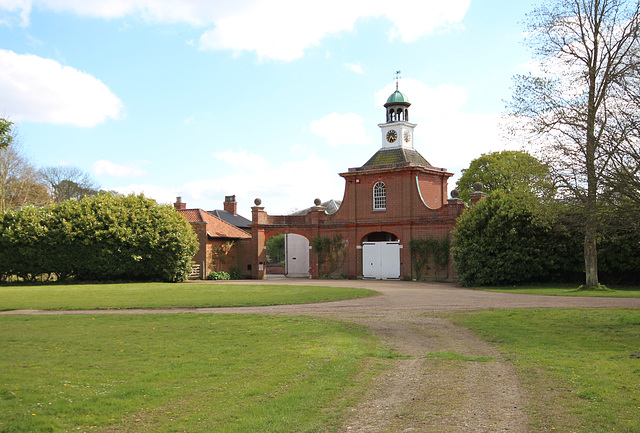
312, 234, 347, 278
409, 237, 450, 281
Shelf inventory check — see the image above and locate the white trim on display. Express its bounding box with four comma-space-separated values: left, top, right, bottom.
415, 175, 434, 210
373, 181, 386, 210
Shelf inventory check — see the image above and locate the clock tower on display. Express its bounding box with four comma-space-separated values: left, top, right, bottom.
378, 82, 416, 150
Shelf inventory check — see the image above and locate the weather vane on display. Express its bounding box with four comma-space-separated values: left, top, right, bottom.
394, 70, 401, 90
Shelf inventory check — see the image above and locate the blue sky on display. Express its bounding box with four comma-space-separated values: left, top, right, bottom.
0, 0, 538, 217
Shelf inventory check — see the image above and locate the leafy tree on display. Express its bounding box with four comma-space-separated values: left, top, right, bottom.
40, 166, 99, 202
266, 234, 285, 264
0, 118, 13, 150
456, 150, 555, 202
508, 0, 640, 288
451, 191, 575, 286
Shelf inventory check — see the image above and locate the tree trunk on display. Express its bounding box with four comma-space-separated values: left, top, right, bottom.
584, 221, 599, 288
584, 12, 600, 289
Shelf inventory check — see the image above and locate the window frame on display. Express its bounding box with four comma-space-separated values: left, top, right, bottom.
373, 181, 386, 210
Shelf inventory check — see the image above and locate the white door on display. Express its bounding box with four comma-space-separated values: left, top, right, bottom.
362, 241, 400, 280
362, 242, 377, 279
285, 234, 310, 278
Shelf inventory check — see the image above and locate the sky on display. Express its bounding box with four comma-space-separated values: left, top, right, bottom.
0, 0, 540, 217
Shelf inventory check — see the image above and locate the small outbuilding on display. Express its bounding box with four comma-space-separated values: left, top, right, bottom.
174, 198, 252, 279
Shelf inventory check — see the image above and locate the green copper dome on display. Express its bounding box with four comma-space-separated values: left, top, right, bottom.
385, 90, 410, 106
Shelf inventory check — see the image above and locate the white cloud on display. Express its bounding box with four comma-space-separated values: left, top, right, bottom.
1, 1, 471, 61
0, 0, 222, 26
514, 60, 543, 76
385, 0, 469, 42
213, 149, 270, 172
178, 154, 343, 216
310, 112, 371, 147
0, 49, 123, 127
92, 159, 146, 177
108, 151, 343, 216
374, 78, 468, 118
0, 0, 31, 26
198, 0, 471, 60
345, 63, 364, 74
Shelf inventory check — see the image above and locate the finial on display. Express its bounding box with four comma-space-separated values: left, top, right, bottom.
395, 70, 401, 90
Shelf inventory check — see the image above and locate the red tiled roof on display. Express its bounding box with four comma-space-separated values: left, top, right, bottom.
177, 208, 251, 239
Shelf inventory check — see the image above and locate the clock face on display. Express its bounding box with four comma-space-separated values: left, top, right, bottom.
404, 130, 411, 143
386, 129, 398, 143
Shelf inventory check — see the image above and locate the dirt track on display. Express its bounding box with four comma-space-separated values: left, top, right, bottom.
5, 279, 640, 432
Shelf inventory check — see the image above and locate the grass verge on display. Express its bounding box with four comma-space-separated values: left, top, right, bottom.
0, 283, 377, 311
0, 313, 385, 433
453, 308, 640, 433
476, 284, 640, 297
422, 351, 494, 362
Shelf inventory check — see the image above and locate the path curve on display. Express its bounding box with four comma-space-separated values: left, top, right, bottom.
5, 279, 640, 432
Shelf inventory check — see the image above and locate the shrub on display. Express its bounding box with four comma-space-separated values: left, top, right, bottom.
207, 271, 231, 280
0, 193, 198, 282
451, 191, 569, 286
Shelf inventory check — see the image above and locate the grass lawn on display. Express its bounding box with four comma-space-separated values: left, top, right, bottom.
0, 313, 385, 433
454, 308, 640, 433
0, 282, 377, 311
477, 284, 640, 297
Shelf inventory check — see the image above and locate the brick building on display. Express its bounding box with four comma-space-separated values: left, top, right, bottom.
248, 85, 468, 280
174, 197, 252, 279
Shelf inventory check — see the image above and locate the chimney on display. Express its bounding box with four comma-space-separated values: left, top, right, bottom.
224, 195, 237, 215
174, 196, 186, 210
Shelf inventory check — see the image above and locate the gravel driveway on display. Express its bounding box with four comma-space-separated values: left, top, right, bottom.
6, 278, 640, 432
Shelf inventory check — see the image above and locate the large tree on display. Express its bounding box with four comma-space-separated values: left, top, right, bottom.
456, 150, 555, 202
0, 139, 48, 212
509, 0, 640, 288
40, 166, 99, 202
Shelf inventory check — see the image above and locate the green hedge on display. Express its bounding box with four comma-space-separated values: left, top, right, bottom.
451, 191, 576, 286
451, 191, 640, 286
0, 193, 198, 282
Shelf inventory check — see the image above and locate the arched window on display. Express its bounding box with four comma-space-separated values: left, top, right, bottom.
373, 181, 386, 210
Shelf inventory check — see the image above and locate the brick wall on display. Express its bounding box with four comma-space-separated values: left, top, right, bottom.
250, 163, 463, 280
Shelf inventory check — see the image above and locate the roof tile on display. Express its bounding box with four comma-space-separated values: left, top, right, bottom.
177, 209, 251, 239
362, 148, 432, 167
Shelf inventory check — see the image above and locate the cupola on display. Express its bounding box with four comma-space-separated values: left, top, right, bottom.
384, 85, 411, 122
378, 78, 417, 151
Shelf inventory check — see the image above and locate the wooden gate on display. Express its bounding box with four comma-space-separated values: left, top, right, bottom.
362, 241, 400, 280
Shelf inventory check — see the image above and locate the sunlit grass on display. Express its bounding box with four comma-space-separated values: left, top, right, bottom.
0, 282, 377, 311
0, 314, 384, 433
454, 308, 640, 432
